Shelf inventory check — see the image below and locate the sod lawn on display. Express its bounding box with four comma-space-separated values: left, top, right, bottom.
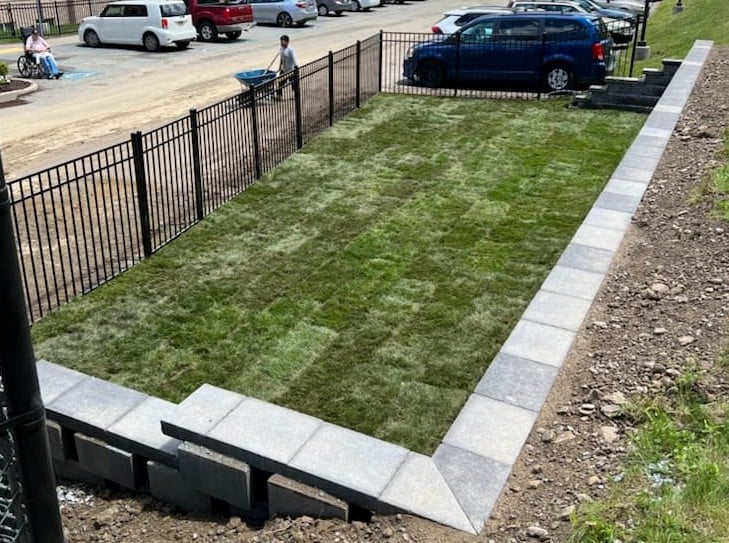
32, 95, 645, 454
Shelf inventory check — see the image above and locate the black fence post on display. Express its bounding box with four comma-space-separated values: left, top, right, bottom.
378, 30, 383, 93
249, 88, 262, 179
189, 109, 204, 221
539, 33, 546, 100
8, 5, 15, 38
54, 2, 61, 34
355, 40, 361, 108
293, 67, 303, 149
328, 50, 334, 126
0, 149, 65, 543
629, 14, 642, 77
131, 131, 153, 258
454, 34, 460, 98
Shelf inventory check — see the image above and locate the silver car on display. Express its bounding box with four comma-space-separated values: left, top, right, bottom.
248, 0, 317, 26
317, 0, 352, 16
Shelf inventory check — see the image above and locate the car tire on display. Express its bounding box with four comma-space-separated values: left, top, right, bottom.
277, 12, 293, 26
143, 32, 160, 52
544, 63, 572, 92
175, 40, 191, 50
198, 21, 218, 42
417, 59, 444, 88
84, 29, 101, 48
352, 0, 360, 10
17, 56, 33, 78
335, 9, 343, 15
318, 4, 328, 15
226, 31, 242, 39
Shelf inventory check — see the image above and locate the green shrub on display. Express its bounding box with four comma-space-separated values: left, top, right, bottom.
0, 62, 8, 85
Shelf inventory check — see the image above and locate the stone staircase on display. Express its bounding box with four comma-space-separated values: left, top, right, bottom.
574, 59, 682, 113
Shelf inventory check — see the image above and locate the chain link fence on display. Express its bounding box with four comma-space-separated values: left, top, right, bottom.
0, 387, 30, 543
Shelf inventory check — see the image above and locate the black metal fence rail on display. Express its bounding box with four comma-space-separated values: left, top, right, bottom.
0, 0, 107, 39
9, 141, 141, 323
9, 36, 381, 323
382, 31, 544, 100
612, 14, 644, 79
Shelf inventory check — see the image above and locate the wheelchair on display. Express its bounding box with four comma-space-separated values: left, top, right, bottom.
16, 27, 51, 79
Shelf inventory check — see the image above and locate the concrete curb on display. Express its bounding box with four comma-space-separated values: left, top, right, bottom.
0, 78, 37, 104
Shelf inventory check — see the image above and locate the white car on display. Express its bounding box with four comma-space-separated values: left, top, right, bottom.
431, 5, 514, 34
593, 0, 645, 16
78, 0, 197, 51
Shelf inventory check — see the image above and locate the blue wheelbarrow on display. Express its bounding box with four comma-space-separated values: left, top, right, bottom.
234, 69, 277, 91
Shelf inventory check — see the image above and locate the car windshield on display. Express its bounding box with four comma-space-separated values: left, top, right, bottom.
573, 0, 599, 11
160, 2, 186, 15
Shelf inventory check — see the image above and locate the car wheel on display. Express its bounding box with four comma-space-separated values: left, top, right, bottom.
352, 0, 360, 9
276, 12, 293, 26
198, 21, 218, 42
84, 29, 101, 48
318, 4, 328, 15
17, 56, 32, 78
143, 32, 160, 52
175, 40, 191, 50
417, 60, 444, 88
226, 31, 242, 39
544, 63, 572, 92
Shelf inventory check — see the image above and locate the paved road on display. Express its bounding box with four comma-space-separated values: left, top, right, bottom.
0, 0, 489, 177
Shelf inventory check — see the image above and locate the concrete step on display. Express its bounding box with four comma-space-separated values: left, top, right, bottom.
642, 69, 673, 88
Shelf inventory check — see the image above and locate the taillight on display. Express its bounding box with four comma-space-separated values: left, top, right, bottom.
223, 6, 231, 20
161, 17, 168, 28
592, 42, 604, 61
431, 26, 442, 34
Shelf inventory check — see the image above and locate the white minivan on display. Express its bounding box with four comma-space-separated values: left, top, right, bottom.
78, 0, 197, 51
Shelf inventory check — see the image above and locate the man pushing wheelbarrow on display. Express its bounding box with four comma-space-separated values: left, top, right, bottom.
276, 34, 298, 100
233, 35, 298, 105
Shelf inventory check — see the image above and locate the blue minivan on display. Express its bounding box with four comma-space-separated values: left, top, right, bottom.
403, 13, 613, 92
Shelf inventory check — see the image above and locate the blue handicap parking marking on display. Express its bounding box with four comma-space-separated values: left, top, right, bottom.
62, 72, 97, 81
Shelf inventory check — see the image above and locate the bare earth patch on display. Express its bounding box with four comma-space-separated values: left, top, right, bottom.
57, 47, 729, 543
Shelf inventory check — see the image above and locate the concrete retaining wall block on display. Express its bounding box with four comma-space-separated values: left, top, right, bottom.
268, 474, 349, 521
148, 461, 212, 512
75, 433, 147, 489
178, 442, 252, 510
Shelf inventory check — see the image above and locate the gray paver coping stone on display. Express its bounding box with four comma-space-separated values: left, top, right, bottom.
37, 41, 712, 534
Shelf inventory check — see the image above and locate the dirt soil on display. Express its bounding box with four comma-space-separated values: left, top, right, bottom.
56, 47, 729, 543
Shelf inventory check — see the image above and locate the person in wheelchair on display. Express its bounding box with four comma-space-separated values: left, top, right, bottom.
24, 28, 63, 79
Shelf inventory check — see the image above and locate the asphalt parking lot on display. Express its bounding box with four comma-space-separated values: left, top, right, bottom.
0, 0, 503, 175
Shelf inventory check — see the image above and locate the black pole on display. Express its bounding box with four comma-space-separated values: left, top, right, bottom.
0, 150, 64, 543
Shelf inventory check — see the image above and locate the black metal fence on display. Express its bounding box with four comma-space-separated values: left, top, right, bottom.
8, 21, 649, 323
382, 17, 643, 99
8, 33, 380, 323
0, 0, 107, 39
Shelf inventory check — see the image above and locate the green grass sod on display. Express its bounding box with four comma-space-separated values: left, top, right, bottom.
32, 95, 645, 454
